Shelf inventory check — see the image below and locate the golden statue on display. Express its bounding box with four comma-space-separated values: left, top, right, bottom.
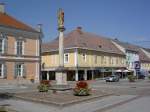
58, 8, 64, 28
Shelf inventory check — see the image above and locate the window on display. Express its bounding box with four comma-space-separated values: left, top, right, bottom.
0, 33, 7, 54
15, 63, 25, 78
16, 40, 24, 55
64, 53, 69, 63
104, 56, 107, 64
82, 53, 86, 62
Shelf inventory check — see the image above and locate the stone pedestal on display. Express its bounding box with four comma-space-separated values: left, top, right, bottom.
56, 71, 67, 85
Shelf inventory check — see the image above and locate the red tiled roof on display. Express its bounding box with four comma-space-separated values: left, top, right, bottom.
138, 49, 150, 63
42, 27, 125, 55
0, 12, 37, 32
113, 39, 139, 52
113, 39, 150, 62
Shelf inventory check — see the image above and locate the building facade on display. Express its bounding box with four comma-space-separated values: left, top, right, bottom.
112, 40, 140, 76
112, 39, 150, 76
42, 27, 126, 81
139, 48, 150, 75
0, 4, 41, 82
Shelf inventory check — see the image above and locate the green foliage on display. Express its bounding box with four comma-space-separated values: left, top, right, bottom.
37, 84, 49, 92
40, 80, 51, 87
148, 76, 150, 80
128, 75, 136, 82
73, 81, 91, 96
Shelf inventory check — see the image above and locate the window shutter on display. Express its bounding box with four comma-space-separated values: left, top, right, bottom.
22, 41, 25, 55
4, 39, 8, 54
23, 64, 26, 78
14, 64, 17, 79
14, 41, 17, 55
3, 64, 7, 79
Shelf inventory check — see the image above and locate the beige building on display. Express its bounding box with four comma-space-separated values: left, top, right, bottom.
139, 48, 150, 73
0, 4, 42, 82
112, 39, 150, 76
42, 27, 126, 81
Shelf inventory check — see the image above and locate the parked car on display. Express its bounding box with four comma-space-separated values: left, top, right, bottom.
138, 74, 145, 79
105, 75, 120, 82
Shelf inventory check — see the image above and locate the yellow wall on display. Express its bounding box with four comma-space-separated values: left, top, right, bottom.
42, 51, 75, 68
42, 49, 126, 69
141, 63, 150, 70
77, 49, 126, 68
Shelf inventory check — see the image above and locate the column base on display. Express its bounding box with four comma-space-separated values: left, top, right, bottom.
55, 71, 67, 85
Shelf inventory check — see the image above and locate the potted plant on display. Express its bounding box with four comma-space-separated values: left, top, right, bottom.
30, 75, 35, 83
73, 81, 91, 96
128, 75, 136, 82
148, 76, 150, 80
40, 80, 51, 87
37, 84, 49, 92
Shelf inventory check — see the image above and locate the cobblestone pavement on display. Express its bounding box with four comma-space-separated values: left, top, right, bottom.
0, 79, 150, 112
0, 95, 138, 112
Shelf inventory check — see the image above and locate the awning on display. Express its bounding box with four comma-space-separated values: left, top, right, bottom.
123, 70, 130, 72
115, 69, 122, 72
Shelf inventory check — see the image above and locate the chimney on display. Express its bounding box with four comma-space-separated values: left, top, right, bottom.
76, 26, 83, 34
37, 24, 43, 32
0, 3, 5, 13
76, 26, 82, 30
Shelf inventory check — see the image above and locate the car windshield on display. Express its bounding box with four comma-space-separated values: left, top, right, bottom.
110, 76, 115, 77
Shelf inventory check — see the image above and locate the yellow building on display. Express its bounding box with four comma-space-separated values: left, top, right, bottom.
139, 48, 150, 74
42, 27, 126, 81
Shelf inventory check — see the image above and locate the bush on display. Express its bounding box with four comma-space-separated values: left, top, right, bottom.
148, 76, 150, 80
128, 75, 136, 82
37, 84, 49, 92
73, 81, 91, 96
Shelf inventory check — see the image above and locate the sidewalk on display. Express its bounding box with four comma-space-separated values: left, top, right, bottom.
14, 89, 112, 107
0, 95, 139, 112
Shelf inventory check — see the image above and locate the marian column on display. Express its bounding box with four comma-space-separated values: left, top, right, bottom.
55, 8, 67, 85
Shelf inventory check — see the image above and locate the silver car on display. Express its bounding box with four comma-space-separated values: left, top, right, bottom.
105, 75, 120, 82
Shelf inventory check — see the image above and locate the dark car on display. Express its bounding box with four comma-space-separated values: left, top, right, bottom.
138, 75, 145, 79
105, 75, 120, 82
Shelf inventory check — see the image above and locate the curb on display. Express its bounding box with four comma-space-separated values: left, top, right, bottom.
14, 93, 113, 107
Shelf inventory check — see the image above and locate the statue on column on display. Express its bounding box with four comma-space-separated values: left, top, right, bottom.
58, 8, 64, 28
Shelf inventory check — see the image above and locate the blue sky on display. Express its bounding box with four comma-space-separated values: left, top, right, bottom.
1, 0, 150, 48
